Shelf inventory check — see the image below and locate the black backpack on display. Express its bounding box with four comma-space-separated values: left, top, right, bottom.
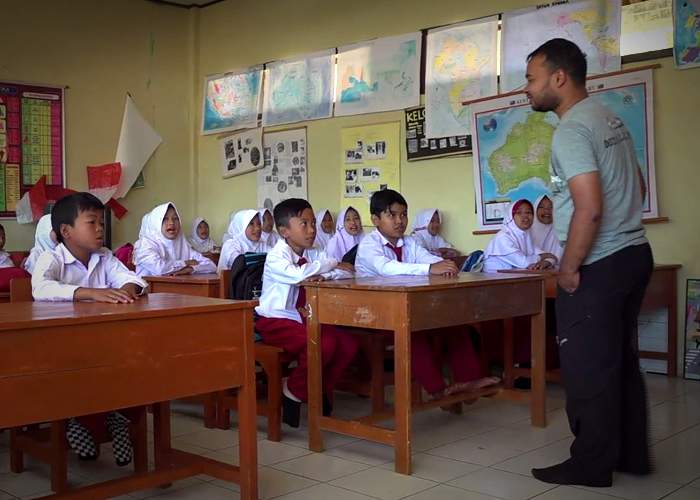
229, 252, 267, 300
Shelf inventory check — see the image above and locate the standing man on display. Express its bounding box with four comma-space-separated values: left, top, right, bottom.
524, 38, 654, 487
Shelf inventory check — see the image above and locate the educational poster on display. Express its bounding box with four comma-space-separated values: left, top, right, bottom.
684, 279, 700, 379
470, 69, 658, 230
673, 0, 700, 69
501, 0, 622, 92
405, 107, 471, 161
0, 82, 64, 217
621, 0, 673, 56
341, 122, 400, 223
257, 128, 307, 210
220, 128, 264, 179
334, 33, 421, 117
262, 50, 334, 126
201, 66, 263, 135
425, 16, 499, 138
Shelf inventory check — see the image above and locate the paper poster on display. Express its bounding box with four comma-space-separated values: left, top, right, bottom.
673, 0, 700, 69
405, 107, 471, 162
257, 128, 308, 209
220, 128, 264, 179
334, 33, 421, 117
425, 16, 499, 138
202, 66, 263, 135
5, 163, 20, 212
621, 0, 673, 55
263, 50, 334, 127
341, 122, 400, 223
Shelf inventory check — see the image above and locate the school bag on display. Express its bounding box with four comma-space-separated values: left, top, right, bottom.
461, 250, 484, 272
229, 252, 267, 300
341, 244, 359, 265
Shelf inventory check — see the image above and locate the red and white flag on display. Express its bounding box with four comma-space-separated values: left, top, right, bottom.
87, 162, 122, 203
15, 176, 48, 224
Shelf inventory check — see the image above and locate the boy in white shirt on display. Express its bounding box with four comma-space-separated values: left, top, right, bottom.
32, 192, 149, 464
356, 189, 499, 405
255, 198, 358, 427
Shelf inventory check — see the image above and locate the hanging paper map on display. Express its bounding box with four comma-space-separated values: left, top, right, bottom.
257, 128, 307, 210
425, 16, 499, 138
470, 69, 657, 230
201, 67, 262, 135
334, 33, 421, 117
673, 0, 700, 69
501, 0, 622, 92
263, 50, 334, 127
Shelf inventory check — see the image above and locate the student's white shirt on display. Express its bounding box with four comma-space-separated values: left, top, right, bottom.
32, 243, 148, 302
255, 239, 352, 323
0, 251, 14, 268
412, 232, 453, 253
355, 229, 442, 278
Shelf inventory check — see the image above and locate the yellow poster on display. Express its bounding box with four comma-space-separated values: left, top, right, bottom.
5, 164, 20, 211
340, 122, 400, 224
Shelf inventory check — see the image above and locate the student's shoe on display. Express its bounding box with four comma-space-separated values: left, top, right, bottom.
282, 394, 301, 428
532, 459, 612, 487
616, 456, 653, 475
513, 377, 532, 390
322, 395, 333, 417
66, 418, 98, 461
106, 412, 133, 467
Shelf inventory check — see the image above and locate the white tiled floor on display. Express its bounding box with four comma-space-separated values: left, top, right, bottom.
2, 374, 700, 499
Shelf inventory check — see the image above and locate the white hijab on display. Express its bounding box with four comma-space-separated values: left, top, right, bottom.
258, 208, 279, 247
227, 210, 267, 253
24, 214, 57, 273
484, 200, 543, 259
136, 202, 194, 261
314, 209, 334, 250
221, 211, 239, 243
410, 208, 451, 251
326, 207, 364, 261
530, 194, 563, 259
189, 217, 216, 254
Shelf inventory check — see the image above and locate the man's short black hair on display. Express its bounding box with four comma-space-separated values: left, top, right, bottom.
527, 38, 587, 86
273, 198, 313, 229
51, 192, 104, 243
369, 189, 407, 216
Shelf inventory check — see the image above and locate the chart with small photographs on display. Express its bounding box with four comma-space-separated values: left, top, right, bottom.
0, 81, 64, 216
257, 127, 308, 210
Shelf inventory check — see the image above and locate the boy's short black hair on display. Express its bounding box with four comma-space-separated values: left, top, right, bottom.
369, 189, 407, 216
51, 192, 104, 243
0, 223, 4, 232
273, 198, 313, 229
527, 38, 587, 86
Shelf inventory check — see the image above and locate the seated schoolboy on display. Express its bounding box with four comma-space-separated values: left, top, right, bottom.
134, 202, 217, 276
218, 209, 270, 271
255, 199, 359, 427
32, 192, 149, 465
482, 199, 558, 273
325, 206, 364, 261
259, 207, 280, 247
530, 195, 563, 262
313, 209, 335, 251
410, 208, 458, 259
356, 189, 499, 403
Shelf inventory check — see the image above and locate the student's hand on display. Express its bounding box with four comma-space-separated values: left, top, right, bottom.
439, 248, 459, 259
539, 252, 558, 263
528, 259, 553, 271
336, 262, 355, 273
172, 266, 194, 276
429, 260, 458, 276
184, 259, 199, 267
298, 306, 310, 318
305, 274, 325, 282
75, 287, 135, 304
558, 270, 580, 294
120, 283, 142, 300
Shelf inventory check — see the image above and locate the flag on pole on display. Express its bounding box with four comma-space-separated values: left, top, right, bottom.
87, 162, 122, 203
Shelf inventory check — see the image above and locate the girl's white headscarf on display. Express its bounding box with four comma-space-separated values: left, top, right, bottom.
221, 211, 239, 243
530, 194, 563, 259
189, 217, 216, 254
218, 210, 267, 270
258, 207, 279, 247
136, 202, 192, 260
410, 208, 452, 251
484, 200, 542, 260
325, 206, 364, 260
314, 209, 334, 250
24, 214, 57, 273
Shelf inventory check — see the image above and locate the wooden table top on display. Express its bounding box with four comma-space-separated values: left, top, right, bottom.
497, 263, 681, 277
0, 292, 253, 331
143, 273, 221, 284
303, 272, 544, 292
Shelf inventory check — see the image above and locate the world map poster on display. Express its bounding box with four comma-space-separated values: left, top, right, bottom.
201, 66, 263, 135
673, 0, 700, 69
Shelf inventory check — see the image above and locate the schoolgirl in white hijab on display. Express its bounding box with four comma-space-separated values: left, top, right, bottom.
134, 202, 217, 277
410, 208, 457, 258
217, 209, 270, 271
325, 206, 364, 261
482, 199, 557, 272
188, 217, 218, 254
313, 209, 335, 250
23, 214, 57, 274
258, 208, 280, 247
221, 211, 238, 244
530, 194, 563, 262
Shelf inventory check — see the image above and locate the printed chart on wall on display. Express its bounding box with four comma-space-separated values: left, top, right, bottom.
220, 128, 263, 178
405, 107, 471, 161
470, 68, 658, 230
257, 128, 307, 210
0, 82, 64, 217
341, 122, 400, 223
201, 66, 263, 135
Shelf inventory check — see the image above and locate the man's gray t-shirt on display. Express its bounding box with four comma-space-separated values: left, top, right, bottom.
549, 97, 647, 265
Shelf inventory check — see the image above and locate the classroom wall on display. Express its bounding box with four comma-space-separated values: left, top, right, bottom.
196, 0, 700, 372
0, 0, 194, 249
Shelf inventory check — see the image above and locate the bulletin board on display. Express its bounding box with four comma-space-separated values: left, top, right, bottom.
0, 81, 65, 217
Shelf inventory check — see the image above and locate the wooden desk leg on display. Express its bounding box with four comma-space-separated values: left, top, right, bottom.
370, 334, 386, 413
530, 284, 547, 427
667, 273, 678, 377
307, 287, 324, 452
238, 310, 258, 500
394, 299, 412, 475
153, 402, 172, 470
503, 318, 515, 389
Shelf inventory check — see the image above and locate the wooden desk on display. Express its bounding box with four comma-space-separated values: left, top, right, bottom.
498, 263, 682, 376
0, 293, 257, 499
304, 273, 546, 475
144, 273, 221, 298
0, 291, 9, 303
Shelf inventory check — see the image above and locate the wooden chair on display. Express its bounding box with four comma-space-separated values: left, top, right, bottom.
7, 277, 149, 493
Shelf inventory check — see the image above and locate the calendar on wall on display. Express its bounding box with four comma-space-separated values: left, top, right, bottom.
0, 81, 65, 217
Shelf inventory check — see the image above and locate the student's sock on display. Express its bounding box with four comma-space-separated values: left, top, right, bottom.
106, 412, 133, 467
66, 418, 98, 461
